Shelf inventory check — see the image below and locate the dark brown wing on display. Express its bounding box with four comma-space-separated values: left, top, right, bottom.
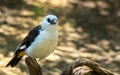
14, 25, 41, 55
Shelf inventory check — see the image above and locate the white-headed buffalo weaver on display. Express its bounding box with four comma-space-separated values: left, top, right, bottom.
6, 15, 58, 67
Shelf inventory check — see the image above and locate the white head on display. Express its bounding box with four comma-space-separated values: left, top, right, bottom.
41, 15, 57, 31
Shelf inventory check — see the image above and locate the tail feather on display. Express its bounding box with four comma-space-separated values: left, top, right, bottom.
6, 55, 23, 67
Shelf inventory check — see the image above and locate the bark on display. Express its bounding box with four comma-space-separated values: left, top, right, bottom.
25, 57, 42, 75
25, 57, 114, 75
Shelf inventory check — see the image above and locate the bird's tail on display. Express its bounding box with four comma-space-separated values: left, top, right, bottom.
6, 55, 23, 67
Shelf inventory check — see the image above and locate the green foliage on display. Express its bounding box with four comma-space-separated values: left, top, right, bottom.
32, 6, 43, 18
69, 19, 77, 27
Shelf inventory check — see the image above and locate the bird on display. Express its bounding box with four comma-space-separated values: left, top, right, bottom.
6, 15, 58, 67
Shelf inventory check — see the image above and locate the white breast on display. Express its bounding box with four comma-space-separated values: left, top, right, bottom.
25, 30, 58, 60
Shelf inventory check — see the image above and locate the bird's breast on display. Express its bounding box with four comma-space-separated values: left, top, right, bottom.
25, 30, 58, 59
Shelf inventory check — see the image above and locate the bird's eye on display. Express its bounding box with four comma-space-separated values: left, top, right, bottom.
47, 18, 51, 22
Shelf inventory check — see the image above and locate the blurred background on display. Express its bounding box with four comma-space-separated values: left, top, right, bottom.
0, 0, 120, 75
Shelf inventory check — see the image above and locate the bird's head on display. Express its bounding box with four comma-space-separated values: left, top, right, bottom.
41, 15, 57, 31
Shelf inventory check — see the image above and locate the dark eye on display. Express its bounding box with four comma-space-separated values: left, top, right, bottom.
47, 18, 51, 22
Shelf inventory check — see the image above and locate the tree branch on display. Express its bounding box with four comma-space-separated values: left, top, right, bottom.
25, 57, 114, 75
25, 57, 42, 75
61, 58, 114, 75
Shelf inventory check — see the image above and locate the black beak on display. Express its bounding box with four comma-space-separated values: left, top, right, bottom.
50, 19, 57, 24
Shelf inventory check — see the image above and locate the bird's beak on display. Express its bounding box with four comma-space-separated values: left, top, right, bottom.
50, 19, 57, 25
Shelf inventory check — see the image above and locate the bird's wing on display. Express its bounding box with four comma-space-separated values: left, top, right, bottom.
14, 25, 41, 55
